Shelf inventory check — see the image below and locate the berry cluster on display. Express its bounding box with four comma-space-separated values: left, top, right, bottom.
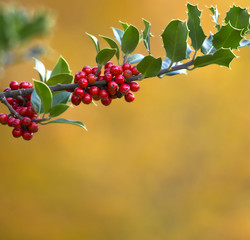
0, 81, 39, 140
72, 62, 140, 106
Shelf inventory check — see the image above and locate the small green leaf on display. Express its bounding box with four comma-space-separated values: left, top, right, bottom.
201, 34, 215, 55
96, 48, 116, 66
45, 118, 87, 131
213, 23, 243, 49
127, 54, 144, 64
209, 6, 220, 30
100, 35, 120, 62
112, 28, 124, 45
86, 33, 100, 53
194, 48, 236, 68
33, 58, 46, 82
46, 73, 73, 86
121, 25, 140, 55
52, 92, 71, 107
33, 80, 52, 113
119, 21, 129, 31
50, 56, 71, 78
161, 20, 189, 62
225, 5, 249, 33
31, 89, 43, 115
136, 55, 162, 78
142, 19, 151, 54
187, 3, 206, 51
49, 104, 70, 118
240, 39, 250, 47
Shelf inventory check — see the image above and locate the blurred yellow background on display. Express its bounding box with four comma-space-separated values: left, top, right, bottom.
0, 0, 250, 239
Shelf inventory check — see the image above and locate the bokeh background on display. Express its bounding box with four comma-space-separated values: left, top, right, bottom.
0, 0, 250, 239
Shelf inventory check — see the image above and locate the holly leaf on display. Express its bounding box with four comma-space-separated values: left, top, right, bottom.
127, 54, 144, 64
100, 35, 120, 62
96, 48, 116, 66
121, 25, 140, 55
159, 58, 187, 77
46, 73, 73, 86
136, 55, 162, 78
33, 58, 46, 82
31, 89, 43, 115
201, 34, 216, 55
239, 39, 250, 47
86, 33, 100, 53
209, 6, 220, 31
161, 20, 189, 62
212, 23, 243, 49
187, 3, 206, 51
186, 44, 193, 59
194, 48, 236, 68
45, 118, 87, 131
142, 19, 151, 54
112, 28, 124, 45
52, 92, 71, 107
119, 21, 129, 31
50, 56, 71, 78
49, 104, 70, 118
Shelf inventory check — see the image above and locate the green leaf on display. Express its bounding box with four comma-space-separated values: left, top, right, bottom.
187, 3, 206, 51
96, 48, 116, 66
209, 6, 220, 31
186, 43, 194, 58
225, 5, 249, 33
161, 20, 189, 62
240, 39, 250, 47
136, 55, 162, 78
50, 56, 71, 78
142, 19, 151, 54
31, 89, 43, 115
33, 80, 52, 113
194, 48, 236, 68
33, 58, 46, 82
119, 21, 129, 31
49, 104, 70, 118
46, 73, 73, 86
127, 54, 144, 64
45, 118, 87, 131
201, 34, 216, 55
52, 92, 71, 106
112, 28, 124, 45
212, 23, 243, 49
121, 25, 140, 55
86, 33, 100, 53
100, 35, 120, 62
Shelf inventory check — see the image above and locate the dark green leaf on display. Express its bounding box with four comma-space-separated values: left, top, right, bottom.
127, 54, 144, 64
213, 23, 243, 49
33, 57, 46, 82
112, 28, 124, 45
142, 19, 151, 54
31, 89, 43, 115
50, 56, 71, 78
46, 73, 73, 86
161, 20, 189, 62
49, 104, 70, 118
52, 92, 71, 107
121, 25, 140, 55
100, 35, 120, 62
240, 39, 250, 47
209, 6, 220, 30
201, 34, 216, 55
225, 5, 249, 33
194, 48, 236, 68
119, 21, 129, 31
136, 55, 162, 78
45, 118, 87, 131
33, 80, 52, 113
187, 3, 206, 51
96, 48, 116, 66
86, 33, 100, 53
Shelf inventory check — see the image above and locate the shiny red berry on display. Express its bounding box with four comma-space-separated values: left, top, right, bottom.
7, 117, 15, 127
119, 83, 130, 95
122, 62, 131, 71
104, 73, 113, 82
125, 92, 135, 102
86, 74, 97, 84
129, 82, 140, 92
101, 97, 112, 106
131, 66, 140, 75
108, 81, 118, 90
28, 122, 39, 133
3, 87, 10, 92
104, 68, 111, 75
19, 81, 29, 89
99, 89, 109, 99
22, 130, 33, 141
12, 128, 22, 138
88, 86, 100, 96
92, 67, 101, 76
21, 117, 31, 127
74, 87, 84, 98
82, 66, 92, 75
78, 78, 88, 89
123, 70, 132, 79
0, 113, 8, 124
105, 62, 114, 69
26, 106, 36, 117
71, 94, 81, 105
82, 93, 92, 104
75, 71, 87, 83
110, 65, 122, 76
12, 119, 21, 128
6, 97, 14, 105
9, 81, 19, 90
115, 74, 125, 85
19, 107, 27, 116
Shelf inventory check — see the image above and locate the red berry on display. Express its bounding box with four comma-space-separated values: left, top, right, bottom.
26, 101, 32, 107
26, 82, 33, 88
115, 74, 125, 85
74, 87, 84, 98
99, 89, 109, 99
0, 113, 8, 124
122, 62, 131, 71
78, 78, 88, 89
110, 65, 122, 76
75, 71, 87, 83
86, 74, 97, 84
119, 83, 130, 95
3, 87, 10, 92
93, 95, 100, 101
131, 66, 140, 75
7, 117, 15, 127
71, 94, 81, 106
21, 117, 31, 127
125, 92, 135, 102
104, 68, 111, 75
88, 86, 100, 96
82, 66, 92, 75
28, 122, 39, 133
82, 93, 92, 104
92, 67, 101, 76
9, 81, 19, 90
104, 73, 113, 82
19, 107, 27, 116
123, 69, 132, 79
12, 128, 23, 138
108, 81, 118, 91
22, 130, 33, 141
105, 62, 114, 69
101, 97, 112, 106
129, 82, 140, 92
12, 119, 21, 128
26, 106, 36, 117
6, 97, 14, 105
98, 75, 105, 81
19, 81, 29, 89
